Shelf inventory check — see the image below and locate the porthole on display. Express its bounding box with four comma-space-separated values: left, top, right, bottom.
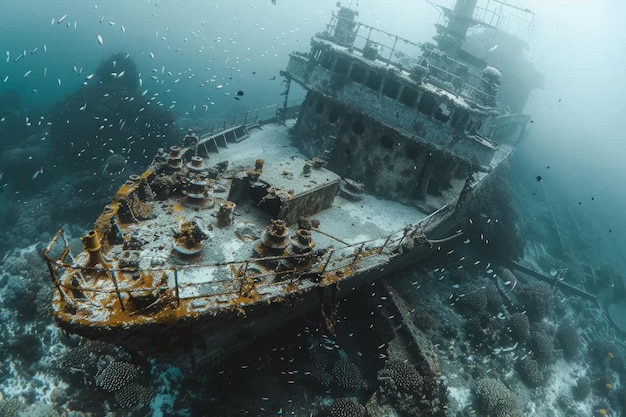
406, 145, 419, 160
352, 121, 365, 135
380, 135, 394, 149
328, 110, 340, 124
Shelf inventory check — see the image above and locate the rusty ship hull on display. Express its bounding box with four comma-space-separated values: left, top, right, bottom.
44, 1, 537, 361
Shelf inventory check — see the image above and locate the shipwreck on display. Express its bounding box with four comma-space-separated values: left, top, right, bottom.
44, 0, 539, 362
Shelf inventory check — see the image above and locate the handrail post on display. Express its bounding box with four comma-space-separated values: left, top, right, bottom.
242, 261, 250, 280
174, 268, 180, 305
389, 35, 398, 64
321, 250, 334, 275
353, 242, 365, 263
380, 233, 394, 252
108, 269, 125, 311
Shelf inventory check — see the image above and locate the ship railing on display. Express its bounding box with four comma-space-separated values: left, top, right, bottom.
194, 100, 302, 139
325, 11, 423, 72
44, 217, 448, 314
324, 12, 495, 106
426, 63, 492, 104
44, 195, 466, 315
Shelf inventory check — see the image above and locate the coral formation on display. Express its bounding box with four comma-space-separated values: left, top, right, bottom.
17, 402, 60, 417
556, 321, 580, 361
529, 330, 554, 364
464, 175, 524, 261
379, 360, 423, 393
574, 377, 591, 401
0, 398, 26, 417
517, 281, 554, 322
327, 398, 365, 417
485, 281, 503, 311
455, 283, 488, 313
474, 377, 523, 417
331, 358, 363, 391
376, 358, 446, 417
518, 358, 545, 387
4, 276, 40, 321
95, 361, 139, 392
113, 382, 154, 409
508, 313, 530, 343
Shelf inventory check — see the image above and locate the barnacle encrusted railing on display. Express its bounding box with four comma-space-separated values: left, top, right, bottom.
43, 205, 460, 321
194, 100, 302, 139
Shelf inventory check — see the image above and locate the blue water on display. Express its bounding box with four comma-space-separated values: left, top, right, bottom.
1, 1, 348, 117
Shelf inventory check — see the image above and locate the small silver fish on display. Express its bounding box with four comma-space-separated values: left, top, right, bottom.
57, 14, 68, 24
32, 167, 43, 180
97, 34, 103, 45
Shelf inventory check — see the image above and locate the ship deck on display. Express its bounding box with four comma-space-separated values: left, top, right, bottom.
117, 121, 431, 294
53, 120, 446, 328
47, 119, 516, 330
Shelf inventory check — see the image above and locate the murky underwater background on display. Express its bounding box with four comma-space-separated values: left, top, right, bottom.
1, 1, 626, 416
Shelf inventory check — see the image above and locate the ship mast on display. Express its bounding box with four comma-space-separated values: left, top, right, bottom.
429, 0, 535, 61
431, 0, 480, 58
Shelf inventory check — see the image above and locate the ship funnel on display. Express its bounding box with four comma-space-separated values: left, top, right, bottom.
81, 230, 110, 268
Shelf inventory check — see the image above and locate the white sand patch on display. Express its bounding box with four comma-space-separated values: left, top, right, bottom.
447, 385, 471, 409
523, 359, 592, 417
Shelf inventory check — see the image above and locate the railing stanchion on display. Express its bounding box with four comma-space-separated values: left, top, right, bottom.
108, 269, 125, 311
389, 35, 398, 64
321, 251, 334, 275
353, 242, 365, 263
243, 261, 250, 280
174, 268, 180, 305
380, 233, 394, 253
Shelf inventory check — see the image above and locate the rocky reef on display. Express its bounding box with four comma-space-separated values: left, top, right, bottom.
49, 52, 176, 171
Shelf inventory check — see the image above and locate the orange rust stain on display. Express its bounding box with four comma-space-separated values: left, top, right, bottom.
284, 282, 300, 293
